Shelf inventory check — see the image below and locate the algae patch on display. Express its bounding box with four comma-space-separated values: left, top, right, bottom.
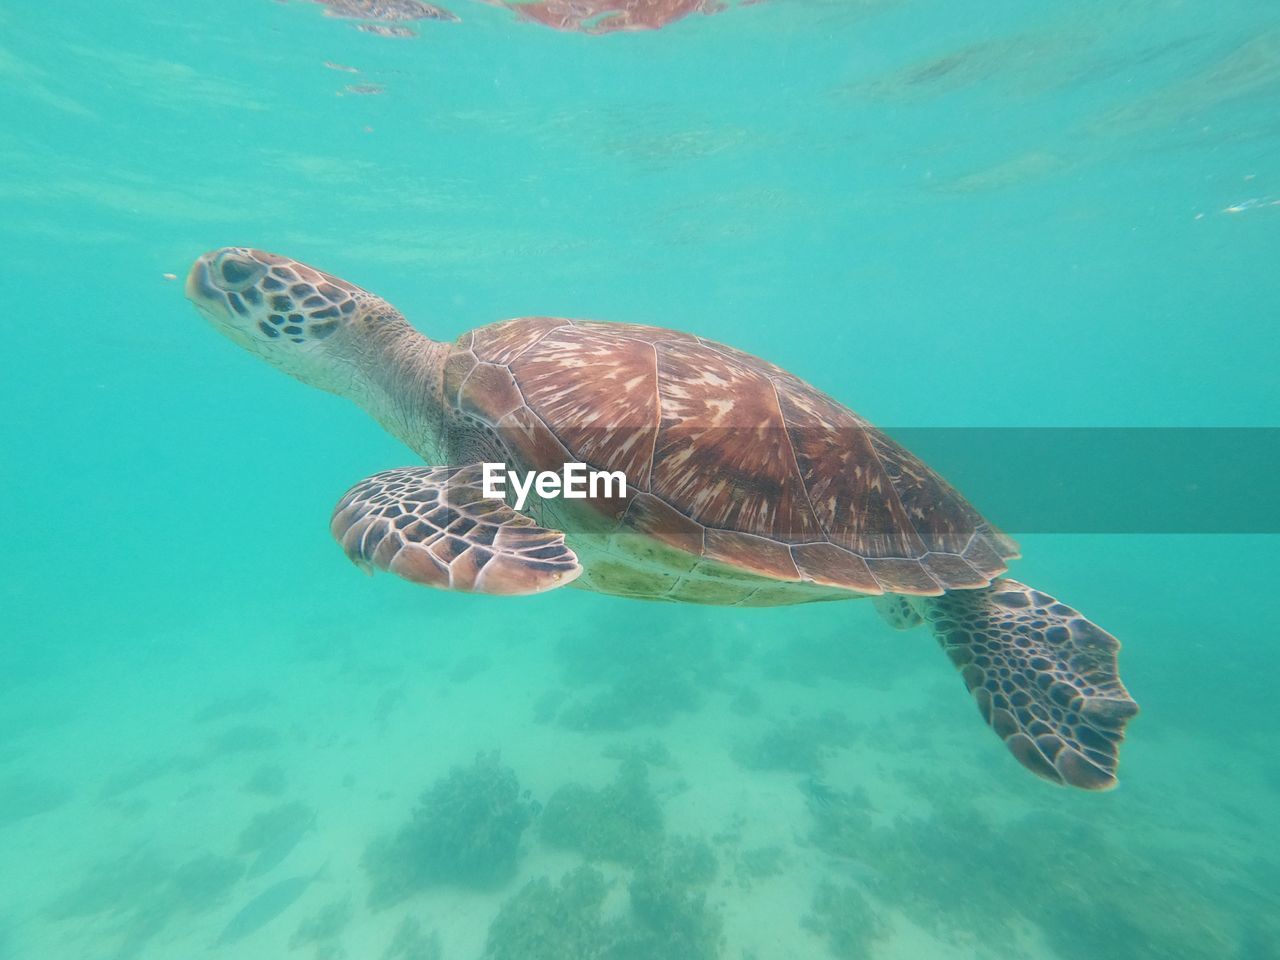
364, 752, 536, 905
802, 882, 884, 959
541, 758, 664, 866
482, 853, 724, 960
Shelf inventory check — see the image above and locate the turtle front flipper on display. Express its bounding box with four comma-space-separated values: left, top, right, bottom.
330, 466, 581, 596
919, 579, 1139, 790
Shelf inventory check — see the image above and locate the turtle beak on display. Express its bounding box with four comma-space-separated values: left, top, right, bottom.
185, 255, 220, 304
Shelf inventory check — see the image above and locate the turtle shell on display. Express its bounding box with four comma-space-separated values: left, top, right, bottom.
442, 317, 1018, 596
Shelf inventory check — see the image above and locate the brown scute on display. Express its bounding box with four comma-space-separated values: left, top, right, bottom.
652, 339, 824, 542
775, 383, 927, 558
992, 528, 1022, 560
496, 404, 575, 468
510, 325, 660, 490
791, 542, 882, 595
865, 557, 943, 596
866, 431, 988, 555
459, 362, 525, 422
920, 552, 990, 589
704, 529, 801, 582
469, 316, 571, 365
571, 319, 699, 345
694, 337, 803, 385
622, 492, 705, 555
962, 532, 1013, 580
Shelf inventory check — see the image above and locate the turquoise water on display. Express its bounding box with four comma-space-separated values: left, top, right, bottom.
2, 0, 1279, 957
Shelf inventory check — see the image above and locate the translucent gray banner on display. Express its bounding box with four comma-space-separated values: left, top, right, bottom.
468, 427, 1279, 535
885, 427, 1279, 535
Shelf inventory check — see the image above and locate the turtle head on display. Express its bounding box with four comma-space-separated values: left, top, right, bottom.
186, 247, 410, 392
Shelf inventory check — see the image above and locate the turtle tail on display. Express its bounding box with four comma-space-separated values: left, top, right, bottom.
915, 578, 1139, 790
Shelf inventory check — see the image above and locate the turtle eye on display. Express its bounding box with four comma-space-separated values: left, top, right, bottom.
214, 251, 265, 291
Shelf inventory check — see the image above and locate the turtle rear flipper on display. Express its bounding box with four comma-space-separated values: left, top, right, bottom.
919, 579, 1139, 790
872, 595, 923, 630
330, 465, 581, 596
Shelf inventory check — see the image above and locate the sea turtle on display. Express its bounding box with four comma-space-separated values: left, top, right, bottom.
305, 0, 456, 22
476, 0, 731, 35
186, 248, 1138, 790
297, 0, 458, 34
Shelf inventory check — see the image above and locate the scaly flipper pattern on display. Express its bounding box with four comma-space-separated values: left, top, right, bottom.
331, 465, 581, 595
920, 578, 1139, 790
872, 595, 923, 630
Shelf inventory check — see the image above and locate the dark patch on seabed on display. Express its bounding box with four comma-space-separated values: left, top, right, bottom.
364, 753, 537, 905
